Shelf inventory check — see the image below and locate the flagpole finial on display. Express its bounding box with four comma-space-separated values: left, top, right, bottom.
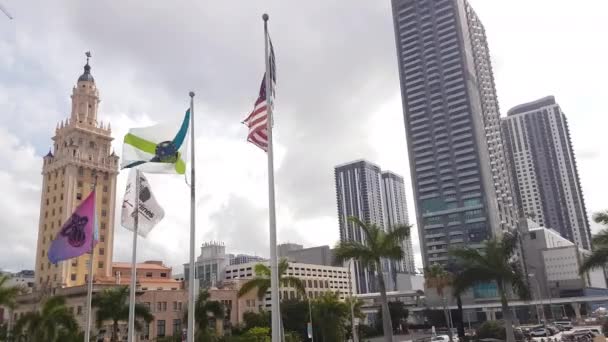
189, 91, 195, 98
262, 13, 269, 21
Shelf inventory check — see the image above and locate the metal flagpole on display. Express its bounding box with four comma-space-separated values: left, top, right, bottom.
186, 91, 196, 342
84, 236, 95, 342
84, 177, 98, 342
127, 169, 140, 342
262, 13, 280, 342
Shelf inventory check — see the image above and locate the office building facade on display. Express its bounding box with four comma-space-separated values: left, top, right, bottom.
502, 96, 592, 249
224, 261, 355, 306
390, 0, 518, 266
280, 244, 336, 266
184, 242, 230, 288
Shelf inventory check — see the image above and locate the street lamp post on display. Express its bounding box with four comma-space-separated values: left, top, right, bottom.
348, 260, 359, 342
529, 273, 548, 337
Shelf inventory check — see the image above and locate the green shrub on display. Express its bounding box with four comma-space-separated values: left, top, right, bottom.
476, 320, 506, 340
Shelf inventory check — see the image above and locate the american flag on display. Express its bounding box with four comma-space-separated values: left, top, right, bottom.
243, 36, 276, 151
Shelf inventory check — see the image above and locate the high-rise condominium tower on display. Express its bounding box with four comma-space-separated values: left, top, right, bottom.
502, 96, 591, 249
335, 160, 385, 293
382, 171, 416, 274
390, 0, 518, 266
35, 57, 119, 289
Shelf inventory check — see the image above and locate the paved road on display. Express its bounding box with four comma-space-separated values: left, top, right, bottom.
366, 332, 430, 342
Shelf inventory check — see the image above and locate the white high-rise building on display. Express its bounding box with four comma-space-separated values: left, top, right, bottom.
382, 171, 416, 274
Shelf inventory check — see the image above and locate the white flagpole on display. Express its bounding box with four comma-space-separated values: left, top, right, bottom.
127, 169, 140, 342
84, 179, 98, 342
186, 91, 196, 342
262, 13, 280, 342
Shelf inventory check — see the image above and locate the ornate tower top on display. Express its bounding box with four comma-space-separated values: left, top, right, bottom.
68, 51, 101, 128
77, 51, 94, 83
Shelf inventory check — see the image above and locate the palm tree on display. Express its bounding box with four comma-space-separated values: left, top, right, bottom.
13, 296, 79, 342
312, 292, 350, 342
334, 216, 410, 342
92, 286, 154, 342
238, 258, 306, 300
580, 211, 608, 273
0, 274, 23, 308
182, 289, 224, 338
424, 264, 454, 342
448, 263, 474, 340
450, 231, 530, 342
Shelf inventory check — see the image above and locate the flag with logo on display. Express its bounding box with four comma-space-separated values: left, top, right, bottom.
121, 169, 165, 237
121, 109, 190, 174
48, 191, 98, 264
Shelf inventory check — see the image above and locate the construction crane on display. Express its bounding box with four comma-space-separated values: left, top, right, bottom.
0, 2, 13, 19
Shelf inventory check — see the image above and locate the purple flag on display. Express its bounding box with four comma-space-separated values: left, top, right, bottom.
48, 191, 98, 264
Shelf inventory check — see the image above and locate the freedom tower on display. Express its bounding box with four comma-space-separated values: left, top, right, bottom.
34, 54, 119, 289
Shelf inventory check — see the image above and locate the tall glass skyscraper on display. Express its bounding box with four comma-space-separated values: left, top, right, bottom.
390, 0, 518, 266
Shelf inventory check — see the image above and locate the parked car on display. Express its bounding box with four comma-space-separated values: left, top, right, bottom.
530, 328, 553, 337
431, 334, 459, 342
555, 321, 574, 331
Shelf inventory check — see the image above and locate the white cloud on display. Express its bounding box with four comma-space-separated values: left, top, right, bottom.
0, 0, 606, 275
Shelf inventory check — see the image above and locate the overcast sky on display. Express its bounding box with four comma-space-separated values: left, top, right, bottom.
0, 1, 606, 274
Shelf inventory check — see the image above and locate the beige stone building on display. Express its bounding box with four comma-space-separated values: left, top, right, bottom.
34, 56, 119, 289
12, 283, 257, 341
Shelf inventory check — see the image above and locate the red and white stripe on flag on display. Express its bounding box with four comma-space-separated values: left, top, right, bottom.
243, 75, 270, 151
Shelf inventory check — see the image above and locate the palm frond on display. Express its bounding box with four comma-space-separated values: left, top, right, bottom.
451, 268, 478, 296
281, 276, 307, 297
384, 225, 411, 243
254, 263, 271, 277
580, 247, 608, 274
278, 258, 290, 276
510, 261, 531, 300
593, 211, 608, 226
501, 231, 519, 257
449, 247, 484, 265
592, 228, 608, 246
203, 300, 225, 318
347, 216, 382, 245
134, 303, 154, 323
238, 278, 269, 299
333, 241, 376, 268
379, 245, 404, 261
424, 264, 452, 296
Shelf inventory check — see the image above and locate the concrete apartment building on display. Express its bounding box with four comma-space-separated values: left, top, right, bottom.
184, 242, 268, 289
224, 261, 356, 306
335, 160, 386, 294
34, 57, 119, 289
502, 96, 592, 249
390, 0, 518, 267
522, 224, 606, 300
334, 160, 416, 293
278, 243, 336, 266
382, 171, 416, 274
184, 242, 230, 289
